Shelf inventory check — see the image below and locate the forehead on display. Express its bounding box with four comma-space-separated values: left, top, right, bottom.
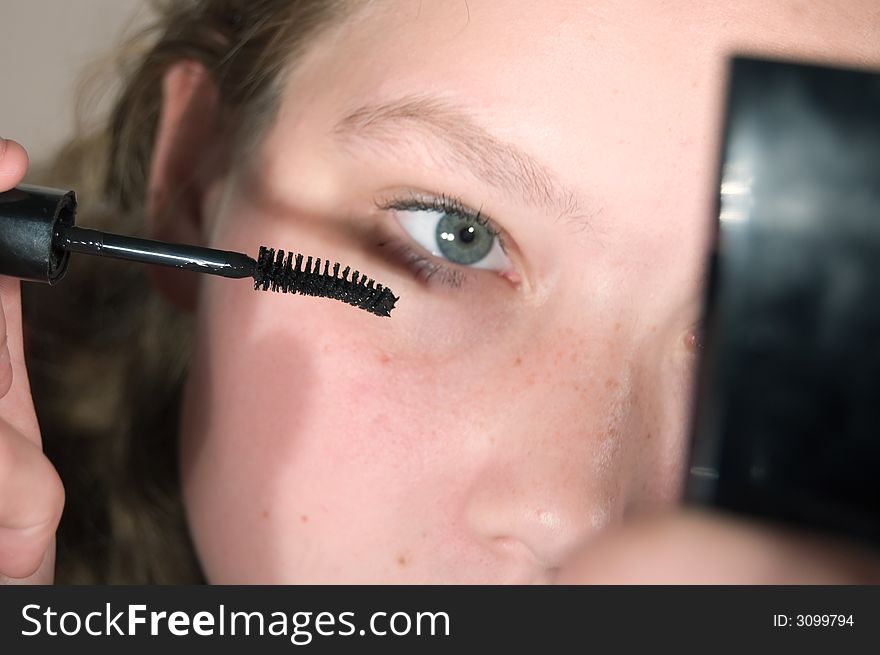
291, 1, 879, 96
275, 0, 880, 167
255, 2, 869, 221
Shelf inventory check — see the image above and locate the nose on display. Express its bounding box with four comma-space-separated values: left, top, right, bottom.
463, 462, 619, 570
462, 365, 648, 571
465, 322, 684, 570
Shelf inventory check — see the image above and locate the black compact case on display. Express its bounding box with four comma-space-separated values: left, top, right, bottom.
686, 57, 880, 547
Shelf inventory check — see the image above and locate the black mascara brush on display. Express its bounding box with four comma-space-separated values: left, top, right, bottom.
0, 185, 398, 317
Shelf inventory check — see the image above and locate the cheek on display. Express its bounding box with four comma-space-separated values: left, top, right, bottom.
177, 225, 501, 581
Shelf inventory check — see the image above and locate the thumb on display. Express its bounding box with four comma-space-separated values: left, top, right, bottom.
0, 277, 61, 583
0, 138, 28, 192
0, 276, 42, 441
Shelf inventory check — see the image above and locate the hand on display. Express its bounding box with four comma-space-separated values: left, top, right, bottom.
0, 138, 64, 585
556, 508, 880, 584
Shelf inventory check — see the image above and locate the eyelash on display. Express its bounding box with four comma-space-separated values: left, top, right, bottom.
374, 192, 507, 289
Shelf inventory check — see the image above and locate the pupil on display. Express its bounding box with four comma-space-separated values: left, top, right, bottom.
459, 226, 476, 244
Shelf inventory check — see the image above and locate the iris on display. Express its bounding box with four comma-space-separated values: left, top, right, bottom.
436, 213, 495, 265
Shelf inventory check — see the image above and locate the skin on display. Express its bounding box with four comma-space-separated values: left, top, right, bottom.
1, 0, 879, 583
0, 138, 62, 585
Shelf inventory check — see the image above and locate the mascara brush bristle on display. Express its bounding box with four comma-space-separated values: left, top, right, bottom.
253, 246, 398, 317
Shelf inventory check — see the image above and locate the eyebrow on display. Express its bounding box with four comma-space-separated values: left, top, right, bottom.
334, 94, 594, 227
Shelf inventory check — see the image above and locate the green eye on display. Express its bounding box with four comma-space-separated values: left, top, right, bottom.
436, 212, 495, 265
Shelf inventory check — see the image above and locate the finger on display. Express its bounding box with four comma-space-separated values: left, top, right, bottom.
0, 260, 59, 582
0, 276, 41, 444
556, 509, 880, 584
0, 539, 55, 585
0, 138, 28, 192
0, 420, 64, 579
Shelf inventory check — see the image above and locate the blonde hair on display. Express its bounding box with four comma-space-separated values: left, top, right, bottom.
23, 0, 351, 583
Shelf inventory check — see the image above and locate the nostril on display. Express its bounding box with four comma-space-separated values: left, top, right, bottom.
490, 535, 557, 571
465, 474, 625, 571
487, 507, 586, 570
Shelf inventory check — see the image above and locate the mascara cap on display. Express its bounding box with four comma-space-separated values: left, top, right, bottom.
0, 184, 75, 284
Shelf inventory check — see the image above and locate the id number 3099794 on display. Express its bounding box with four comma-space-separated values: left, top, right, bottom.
772, 615, 854, 627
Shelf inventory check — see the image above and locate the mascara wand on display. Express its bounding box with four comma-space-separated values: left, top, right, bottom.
0, 185, 398, 318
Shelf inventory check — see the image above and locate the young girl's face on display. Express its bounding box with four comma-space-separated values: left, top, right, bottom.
172, 0, 879, 582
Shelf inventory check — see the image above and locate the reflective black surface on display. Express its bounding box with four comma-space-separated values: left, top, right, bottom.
55, 224, 256, 279
0, 184, 74, 283
687, 57, 880, 546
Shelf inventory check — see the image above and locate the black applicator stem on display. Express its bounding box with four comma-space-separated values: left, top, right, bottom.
53, 224, 256, 280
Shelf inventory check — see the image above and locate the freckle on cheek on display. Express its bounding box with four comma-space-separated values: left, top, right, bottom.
378, 352, 391, 365
513, 357, 522, 367
397, 554, 408, 567
261, 510, 269, 519
300, 515, 309, 523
